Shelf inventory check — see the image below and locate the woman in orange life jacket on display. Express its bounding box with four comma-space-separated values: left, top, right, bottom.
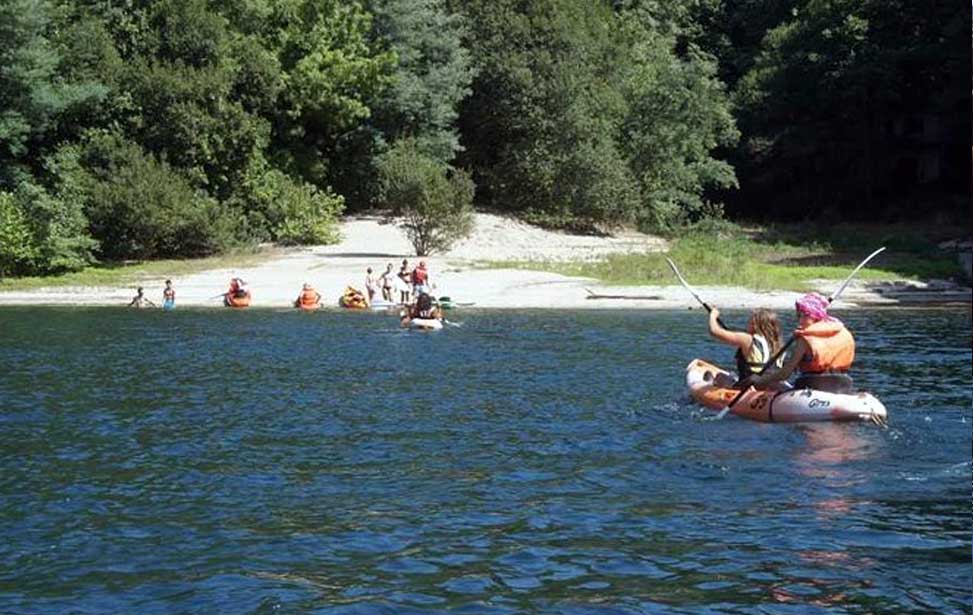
707, 307, 783, 389
741, 292, 856, 394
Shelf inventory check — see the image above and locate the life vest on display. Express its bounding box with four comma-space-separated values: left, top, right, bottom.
412, 267, 428, 285
795, 320, 855, 373
734, 334, 779, 378
299, 288, 319, 307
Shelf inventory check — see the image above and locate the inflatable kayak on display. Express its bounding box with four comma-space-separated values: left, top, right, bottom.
409, 318, 443, 331
686, 359, 887, 423
224, 292, 251, 308
339, 286, 368, 309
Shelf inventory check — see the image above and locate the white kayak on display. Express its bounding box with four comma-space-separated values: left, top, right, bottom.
686, 359, 887, 423
409, 318, 443, 331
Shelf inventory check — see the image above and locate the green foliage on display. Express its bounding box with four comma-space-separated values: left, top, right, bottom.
0, 191, 38, 276
236, 161, 344, 245
488, 223, 961, 291
617, 16, 739, 231
727, 0, 969, 219
80, 133, 232, 259
377, 139, 473, 255
456, 0, 737, 231
370, 0, 474, 163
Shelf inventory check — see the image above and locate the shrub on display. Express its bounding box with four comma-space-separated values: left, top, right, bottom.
232, 161, 344, 245
376, 139, 474, 256
81, 133, 232, 259
0, 191, 37, 277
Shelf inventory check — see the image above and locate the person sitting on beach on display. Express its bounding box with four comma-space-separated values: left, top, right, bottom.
295, 283, 322, 309
162, 280, 175, 310
365, 267, 377, 302
379, 263, 395, 302
740, 293, 856, 394
707, 307, 783, 388
128, 287, 157, 308
411, 260, 431, 296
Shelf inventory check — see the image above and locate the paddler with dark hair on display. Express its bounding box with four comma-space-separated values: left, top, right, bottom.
740, 292, 856, 394
707, 306, 783, 388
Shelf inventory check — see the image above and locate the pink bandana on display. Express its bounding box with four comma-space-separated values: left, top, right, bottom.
795, 292, 837, 322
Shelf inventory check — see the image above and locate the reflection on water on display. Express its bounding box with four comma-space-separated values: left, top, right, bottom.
0, 307, 969, 614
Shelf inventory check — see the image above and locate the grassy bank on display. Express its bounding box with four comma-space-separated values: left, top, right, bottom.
487, 223, 963, 291
0, 248, 276, 292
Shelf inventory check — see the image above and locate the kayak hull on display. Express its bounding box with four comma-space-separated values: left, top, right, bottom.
409, 318, 443, 330
685, 359, 887, 423
224, 292, 251, 308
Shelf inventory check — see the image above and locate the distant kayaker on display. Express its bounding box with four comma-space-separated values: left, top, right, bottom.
741, 293, 855, 393
128, 287, 157, 308
708, 307, 782, 387
162, 280, 175, 310
229, 277, 249, 298
295, 283, 322, 309
400, 292, 442, 327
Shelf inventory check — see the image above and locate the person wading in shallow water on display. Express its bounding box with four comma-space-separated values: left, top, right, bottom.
740, 292, 856, 394
128, 287, 157, 308
162, 280, 175, 310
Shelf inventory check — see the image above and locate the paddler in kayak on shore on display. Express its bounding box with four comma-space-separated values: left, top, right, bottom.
739, 292, 856, 394
707, 307, 783, 389
294, 283, 322, 310
223, 277, 252, 307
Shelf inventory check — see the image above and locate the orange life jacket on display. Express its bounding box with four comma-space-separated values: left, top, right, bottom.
299, 289, 319, 307
795, 320, 855, 373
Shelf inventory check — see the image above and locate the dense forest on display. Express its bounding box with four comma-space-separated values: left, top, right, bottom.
0, 0, 968, 276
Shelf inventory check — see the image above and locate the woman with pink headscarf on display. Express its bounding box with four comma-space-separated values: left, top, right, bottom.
742, 292, 856, 393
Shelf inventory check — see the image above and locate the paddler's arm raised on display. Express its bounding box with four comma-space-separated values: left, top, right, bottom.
707, 308, 752, 354
747, 337, 807, 387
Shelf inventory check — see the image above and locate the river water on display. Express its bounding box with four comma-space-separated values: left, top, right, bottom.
0, 307, 969, 614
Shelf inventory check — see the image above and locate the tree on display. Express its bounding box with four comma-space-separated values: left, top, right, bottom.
615, 13, 739, 230
0, 192, 37, 277
377, 139, 473, 255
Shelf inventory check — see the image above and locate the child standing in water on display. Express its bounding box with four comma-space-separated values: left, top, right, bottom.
128, 287, 157, 308
162, 280, 175, 310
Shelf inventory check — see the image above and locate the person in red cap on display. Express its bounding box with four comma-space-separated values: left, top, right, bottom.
742, 292, 856, 393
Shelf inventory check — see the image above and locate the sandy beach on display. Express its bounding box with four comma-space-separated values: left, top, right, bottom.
0, 213, 968, 309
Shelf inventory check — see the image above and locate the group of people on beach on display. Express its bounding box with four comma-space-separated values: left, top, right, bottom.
126, 259, 442, 324
365, 259, 431, 305
706, 292, 856, 393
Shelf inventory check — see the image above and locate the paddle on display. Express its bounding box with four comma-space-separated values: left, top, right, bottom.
666, 257, 733, 331
714, 246, 887, 419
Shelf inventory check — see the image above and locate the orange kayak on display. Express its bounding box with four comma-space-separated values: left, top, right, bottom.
224, 292, 252, 308
685, 359, 887, 423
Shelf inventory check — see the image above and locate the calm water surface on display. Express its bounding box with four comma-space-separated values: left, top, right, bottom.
0, 307, 970, 614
